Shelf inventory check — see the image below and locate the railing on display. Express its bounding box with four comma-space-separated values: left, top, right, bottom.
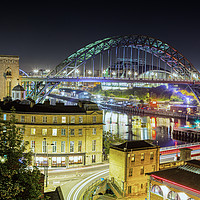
160, 142, 200, 152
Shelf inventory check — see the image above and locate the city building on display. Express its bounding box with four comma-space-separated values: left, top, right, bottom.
59, 88, 92, 101
0, 99, 103, 167
109, 140, 160, 198
147, 160, 200, 200
0, 55, 20, 100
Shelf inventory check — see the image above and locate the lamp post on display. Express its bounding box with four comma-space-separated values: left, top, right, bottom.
43, 138, 53, 187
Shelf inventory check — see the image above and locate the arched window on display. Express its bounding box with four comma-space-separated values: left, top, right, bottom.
168, 191, 181, 200
151, 185, 163, 196
5, 68, 12, 76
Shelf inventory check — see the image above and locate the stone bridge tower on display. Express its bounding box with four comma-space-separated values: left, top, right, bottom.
0, 55, 20, 100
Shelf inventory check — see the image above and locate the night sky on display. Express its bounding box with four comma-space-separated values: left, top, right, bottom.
1, 2, 200, 72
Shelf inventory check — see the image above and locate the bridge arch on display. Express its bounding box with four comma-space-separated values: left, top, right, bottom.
47, 35, 199, 80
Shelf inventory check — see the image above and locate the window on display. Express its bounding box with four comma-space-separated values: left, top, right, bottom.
140, 166, 144, 175
151, 185, 163, 196
128, 186, 132, 194
141, 153, 145, 161
3, 114, 6, 120
70, 141, 74, 153
42, 140, 47, 153
52, 129, 57, 136
78, 129, 82, 135
79, 116, 83, 124
62, 116, 66, 123
31, 141, 35, 152
31, 116, 36, 123
53, 116, 57, 123
150, 152, 154, 160
21, 115, 25, 122
52, 141, 57, 153
16, 92, 19, 99
92, 128, 96, 135
61, 141, 65, 153
92, 140, 96, 151
42, 129, 47, 136
141, 184, 143, 189
78, 141, 82, 152
71, 116, 75, 124
20, 128, 24, 135
92, 155, 96, 163
70, 129, 75, 136
92, 116, 96, 123
61, 129, 66, 136
129, 168, 133, 176
131, 154, 135, 162
167, 191, 180, 200
31, 128, 36, 135
42, 116, 47, 123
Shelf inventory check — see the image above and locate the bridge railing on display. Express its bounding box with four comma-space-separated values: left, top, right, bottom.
160, 142, 200, 152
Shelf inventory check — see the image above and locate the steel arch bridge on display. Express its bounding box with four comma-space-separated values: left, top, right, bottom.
21, 34, 200, 103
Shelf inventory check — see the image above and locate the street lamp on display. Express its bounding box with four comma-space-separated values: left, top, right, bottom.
43, 138, 53, 187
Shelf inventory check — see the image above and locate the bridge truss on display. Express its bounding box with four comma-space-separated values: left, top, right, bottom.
21, 35, 200, 103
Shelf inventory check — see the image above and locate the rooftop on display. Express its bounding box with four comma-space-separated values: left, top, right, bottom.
111, 140, 157, 151
0, 100, 95, 114
148, 162, 200, 193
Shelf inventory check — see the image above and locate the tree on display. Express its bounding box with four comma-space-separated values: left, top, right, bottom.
0, 107, 43, 200
103, 131, 126, 159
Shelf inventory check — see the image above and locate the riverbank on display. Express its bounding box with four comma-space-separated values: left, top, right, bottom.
101, 103, 200, 120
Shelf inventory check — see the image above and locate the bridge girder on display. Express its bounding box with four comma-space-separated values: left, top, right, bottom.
47, 35, 200, 80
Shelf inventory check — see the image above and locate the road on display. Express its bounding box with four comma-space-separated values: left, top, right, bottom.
42, 163, 109, 200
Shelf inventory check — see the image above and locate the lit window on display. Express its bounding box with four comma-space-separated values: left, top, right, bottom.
79, 116, 83, 124
62, 116, 66, 123
3, 114, 6, 120
78, 141, 82, 152
70, 141, 74, 153
52, 129, 57, 136
92, 155, 96, 163
31, 128, 36, 135
61, 141, 65, 153
141, 153, 145, 161
42, 129, 47, 136
71, 116, 75, 124
131, 154, 135, 162
140, 166, 144, 174
42, 140, 47, 153
52, 141, 57, 153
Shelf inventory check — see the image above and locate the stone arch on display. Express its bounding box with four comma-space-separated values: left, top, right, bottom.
151, 184, 163, 196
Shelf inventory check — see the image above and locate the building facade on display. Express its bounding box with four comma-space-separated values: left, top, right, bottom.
109, 140, 160, 198
147, 160, 200, 200
0, 55, 20, 100
1, 100, 103, 167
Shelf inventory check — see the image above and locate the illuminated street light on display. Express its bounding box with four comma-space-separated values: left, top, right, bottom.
88, 70, 92, 76
33, 69, 39, 74
46, 69, 50, 73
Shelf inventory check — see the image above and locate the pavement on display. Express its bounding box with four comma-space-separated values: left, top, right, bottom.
42, 161, 109, 196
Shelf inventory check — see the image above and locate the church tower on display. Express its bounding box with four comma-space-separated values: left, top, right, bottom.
0, 55, 20, 100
